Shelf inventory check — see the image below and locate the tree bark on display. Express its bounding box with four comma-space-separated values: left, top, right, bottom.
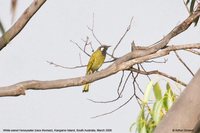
0, 0, 46, 51
154, 68, 200, 133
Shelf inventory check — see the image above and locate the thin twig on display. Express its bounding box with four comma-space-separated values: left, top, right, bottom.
91, 94, 135, 118
112, 17, 133, 57
47, 58, 115, 70
70, 40, 91, 57
139, 64, 151, 81
79, 53, 83, 66
88, 71, 131, 103
132, 72, 142, 108
145, 58, 168, 64
87, 71, 125, 103
185, 49, 200, 55
129, 67, 187, 87
132, 66, 144, 95
183, 0, 191, 14
46, 61, 86, 69
86, 14, 117, 59
174, 51, 194, 76
118, 72, 132, 97
87, 13, 102, 45
117, 71, 125, 96
82, 36, 94, 52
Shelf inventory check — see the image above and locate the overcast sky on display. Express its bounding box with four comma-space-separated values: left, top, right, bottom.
0, 0, 199, 132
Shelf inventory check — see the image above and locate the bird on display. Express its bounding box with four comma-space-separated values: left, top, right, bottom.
83, 45, 111, 92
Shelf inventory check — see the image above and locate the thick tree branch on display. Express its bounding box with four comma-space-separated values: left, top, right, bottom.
0, 43, 199, 97
154, 68, 200, 133
0, 4, 199, 97
113, 4, 200, 67
0, 0, 46, 51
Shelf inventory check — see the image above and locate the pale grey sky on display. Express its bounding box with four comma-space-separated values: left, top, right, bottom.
0, 0, 199, 132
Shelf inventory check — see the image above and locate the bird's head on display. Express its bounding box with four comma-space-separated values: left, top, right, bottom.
98, 45, 111, 55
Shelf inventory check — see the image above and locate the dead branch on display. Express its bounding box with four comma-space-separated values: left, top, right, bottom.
185, 49, 200, 55
87, 13, 102, 45
174, 50, 194, 76
183, 0, 191, 14
46, 61, 86, 69
0, 5, 200, 97
91, 93, 135, 118
0, 43, 199, 97
0, 0, 46, 51
129, 68, 187, 87
70, 40, 91, 57
112, 17, 133, 57
88, 71, 131, 104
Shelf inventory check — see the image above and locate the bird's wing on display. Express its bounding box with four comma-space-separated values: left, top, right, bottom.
86, 54, 96, 74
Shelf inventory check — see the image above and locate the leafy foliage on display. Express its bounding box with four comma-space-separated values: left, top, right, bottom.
130, 81, 177, 133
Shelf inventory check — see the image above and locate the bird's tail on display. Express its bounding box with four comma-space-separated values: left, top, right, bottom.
83, 83, 90, 92
83, 70, 92, 92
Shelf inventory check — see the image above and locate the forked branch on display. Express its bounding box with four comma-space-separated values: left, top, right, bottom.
0, 3, 199, 97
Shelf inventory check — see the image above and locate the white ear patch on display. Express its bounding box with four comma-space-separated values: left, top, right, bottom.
100, 47, 104, 51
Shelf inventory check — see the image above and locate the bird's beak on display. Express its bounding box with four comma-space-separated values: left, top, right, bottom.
105, 45, 111, 48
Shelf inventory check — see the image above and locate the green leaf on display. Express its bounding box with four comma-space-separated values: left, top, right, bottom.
136, 108, 145, 132
163, 95, 169, 111
189, 0, 196, 13
143, 81, 153, 104
146, 118, 156, 133
140, 126, 147, 133
163, 83, 176, 111
153, 82, 162, 101
152, 100, 163, 125
129, 122, 136, 132
0, 20, 5, 34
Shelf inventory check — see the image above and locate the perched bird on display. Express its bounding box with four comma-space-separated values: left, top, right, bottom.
83, 45, 110, 92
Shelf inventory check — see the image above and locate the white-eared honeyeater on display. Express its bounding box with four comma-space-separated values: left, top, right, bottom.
83, 45, 110, 92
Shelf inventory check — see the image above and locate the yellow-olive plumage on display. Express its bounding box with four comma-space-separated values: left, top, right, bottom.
83, 45, 110, 92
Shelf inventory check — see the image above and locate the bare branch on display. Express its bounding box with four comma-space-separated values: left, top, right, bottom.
174, 50, 194, 76
79, 53, 83, 66
91, 94, 135, 118
46, 61, 86, 69
183, 0, 191, 14
131, 72, 143, 108
130, 67, 187, 87
117, 71, 125, 96
11, 0, 18, 23
139, 64, 151, 81
0, 0, 47, 51
118, 72, 132, 97
82, 36, 94, 52
185, 49, 200, 55
87, 13, 102, 45
112, 17, 133, 56
145, 58, 168, 64
70, 40, 91, 57
133, 65, 145, 95
88, 71, 131, 104
0, 4, 200, 97
0, 43, 199, 97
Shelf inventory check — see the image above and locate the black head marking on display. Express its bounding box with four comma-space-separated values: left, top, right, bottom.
98, 45, 111, 56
